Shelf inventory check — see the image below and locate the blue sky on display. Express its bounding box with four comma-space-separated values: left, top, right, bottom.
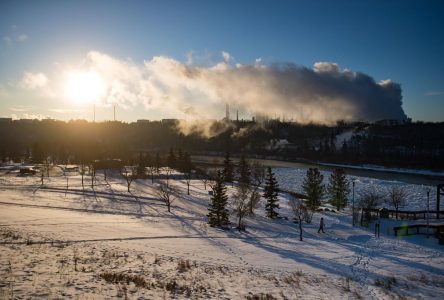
0, 0, 443, 122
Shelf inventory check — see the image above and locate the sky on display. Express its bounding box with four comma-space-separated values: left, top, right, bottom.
0, 0, 443, 123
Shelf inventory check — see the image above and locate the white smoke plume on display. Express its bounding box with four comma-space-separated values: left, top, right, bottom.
83, 51, 407, 125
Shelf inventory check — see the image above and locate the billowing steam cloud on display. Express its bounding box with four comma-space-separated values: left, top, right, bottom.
85, 51, 407, 124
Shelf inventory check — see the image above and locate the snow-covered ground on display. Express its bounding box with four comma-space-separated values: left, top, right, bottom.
274, 167, 439, 212
1, 167, 443, 299
317, 162, 444, 178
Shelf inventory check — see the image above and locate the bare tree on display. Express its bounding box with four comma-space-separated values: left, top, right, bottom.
163, 167, 173, 187
185, 172, 192, 195
121, 166, 136, 193
289, 198, 308, 241
358, 189, 384, 224
249, 162, 265, 215
386, 186, 408, 219
90, 163, 96, 189
147, 165, 157, 183
79, 163, 86, 190
199, 167, 210, 190
232, 184, 250, 231
155, 182, 176, 212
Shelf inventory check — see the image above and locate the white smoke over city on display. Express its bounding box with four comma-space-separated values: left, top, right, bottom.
83, 51, 408, 125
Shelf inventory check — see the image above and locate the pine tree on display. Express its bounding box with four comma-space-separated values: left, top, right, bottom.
263, 167, 280, 219
302, 168, 325, 210
327, 168, 350, 211
237, 154, 250, 186
137, 151, 146, 177
222, 151, 234, 184
207, 171, 229, 227
154, 152, 162, 173
167, 148, 176, 169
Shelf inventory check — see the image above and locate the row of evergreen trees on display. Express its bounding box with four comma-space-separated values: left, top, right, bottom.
303, 168, 350, 211
208, 152, 350, 229
208, 152, 281, 230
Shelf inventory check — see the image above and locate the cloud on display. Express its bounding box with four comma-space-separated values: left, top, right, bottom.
3, 36, 12, 46
9, 105, 33, 112
19, 72, 49, 89
77, 51, 407, 126
17, 34, 28, 42
48, 108, 84, 114
222, 51, 232, 63
425, 91, 444, 96
0, 84, 8, 99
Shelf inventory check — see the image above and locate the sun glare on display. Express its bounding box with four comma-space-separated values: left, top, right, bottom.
64, 70, 106, 105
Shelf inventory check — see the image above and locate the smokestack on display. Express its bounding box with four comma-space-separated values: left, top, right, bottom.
226, 103, 230, 120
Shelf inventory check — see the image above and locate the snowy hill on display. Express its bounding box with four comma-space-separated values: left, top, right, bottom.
0, 168, 443, 299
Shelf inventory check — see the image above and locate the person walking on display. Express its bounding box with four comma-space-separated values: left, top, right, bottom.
318, 217, 325, 233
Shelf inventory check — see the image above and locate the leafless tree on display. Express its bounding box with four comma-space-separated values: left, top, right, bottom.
147, 165, 157, 183
90, 163, 96, 189
289, 198, 308, 241
79, 163, 86, 189
358, 189, 384, 224
248, 162, 265, 215
155, 182, 176, 212
121, 166, 137, 193
386, 186, 408, 219
185, 172, 192, 195
163, 167, 173, 187
199, 167, 210, 190
232, 184, 251, 231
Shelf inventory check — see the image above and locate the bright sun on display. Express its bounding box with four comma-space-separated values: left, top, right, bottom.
64, 70, 106, 105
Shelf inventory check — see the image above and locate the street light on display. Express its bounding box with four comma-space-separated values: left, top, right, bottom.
427, 189, 430, 238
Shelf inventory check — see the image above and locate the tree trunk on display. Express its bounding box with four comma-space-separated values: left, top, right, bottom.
167, 202, 171, 212
187, 183, 190, 195
299, 216, 303, 241
238, 215, 243, 231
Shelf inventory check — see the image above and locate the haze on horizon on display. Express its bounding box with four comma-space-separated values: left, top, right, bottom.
0, 0, 443, 123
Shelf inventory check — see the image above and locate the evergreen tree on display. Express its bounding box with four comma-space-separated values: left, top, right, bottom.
207, 171, 230, 227
236, 154, 250, 186
167, 148, 176, 169
154, 152, 162, 173
327, 168, 350, 211
137, 151, 146, 177
302, 168, 325, 210
263, 167, 280, 219
182, 152, 193, 173
222, 151, 234, 184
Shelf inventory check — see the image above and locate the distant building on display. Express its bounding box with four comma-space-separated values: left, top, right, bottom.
137, 119, 150, 124
18, 119, 34, 124
0, 118, 12, 123
161, 119, 180, 125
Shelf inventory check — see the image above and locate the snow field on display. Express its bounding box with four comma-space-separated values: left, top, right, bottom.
0, 167, 443, 299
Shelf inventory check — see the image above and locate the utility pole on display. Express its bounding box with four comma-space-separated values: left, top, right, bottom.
352, 180, 355, 226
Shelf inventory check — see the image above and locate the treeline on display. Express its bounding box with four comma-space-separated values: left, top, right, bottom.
1, 119, 443, 169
